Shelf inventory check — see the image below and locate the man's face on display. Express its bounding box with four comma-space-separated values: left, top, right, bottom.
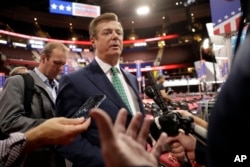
159, 77, 165, 84
92, 20, 124, 63
42, 48, 67, 79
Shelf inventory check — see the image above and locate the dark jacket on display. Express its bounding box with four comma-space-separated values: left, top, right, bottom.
207, 28, 250, 167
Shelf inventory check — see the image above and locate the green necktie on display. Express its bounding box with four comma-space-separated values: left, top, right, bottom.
111, 67, 132, 114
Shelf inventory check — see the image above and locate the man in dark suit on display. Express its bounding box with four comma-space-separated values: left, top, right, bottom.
56, 13, 145, 167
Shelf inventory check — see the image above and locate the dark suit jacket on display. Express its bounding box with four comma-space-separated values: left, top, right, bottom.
56, 59, 145, 167
207, 31, 250, 166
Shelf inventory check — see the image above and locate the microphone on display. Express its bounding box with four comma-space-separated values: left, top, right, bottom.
149, 111, 194, 138
145, 86, 168, 113
145, 72, 207, 142
145, 71, 206, 167
145, 72, 192, 136
145, 71, 169, 113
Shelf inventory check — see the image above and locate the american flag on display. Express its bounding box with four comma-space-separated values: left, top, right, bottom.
210, 0, 242, 35
49, 0, 100, 18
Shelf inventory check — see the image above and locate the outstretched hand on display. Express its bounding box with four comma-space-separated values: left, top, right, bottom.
24, 117, 91, 152
90, 108, 168, 167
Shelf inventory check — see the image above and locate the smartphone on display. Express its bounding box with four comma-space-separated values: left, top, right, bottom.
72, 94, 106, 118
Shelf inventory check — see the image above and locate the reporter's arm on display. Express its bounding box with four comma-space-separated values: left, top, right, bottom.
165, 131, 206, 165
166, 131, 196, 162
0, 117, 89, 166
173, 110, 208, 129
0, 132, 26, 167
23, 117, 90, 152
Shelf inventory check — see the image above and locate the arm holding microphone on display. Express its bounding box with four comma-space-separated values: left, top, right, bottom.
165, 130, 207, 165
145, 72, 206, 140
146, 71, 207, 165
173, 110, 208, 129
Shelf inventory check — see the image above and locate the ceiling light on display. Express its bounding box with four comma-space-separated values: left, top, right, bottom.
129, 33, 138, 40
158, 40, 165, 48
136, 6, 150, 15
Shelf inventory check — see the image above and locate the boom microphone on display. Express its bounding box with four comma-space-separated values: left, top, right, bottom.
145, 71, 169, 113
145, 86, 168, 113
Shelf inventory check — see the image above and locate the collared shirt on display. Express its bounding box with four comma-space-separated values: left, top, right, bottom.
34, 68, 58, 103
95, 56, 140, 115
0, 132, 26, 167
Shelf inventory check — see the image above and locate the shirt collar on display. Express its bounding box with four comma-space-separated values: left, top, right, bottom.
34, 67, 58, 87
95, 56, 120, 74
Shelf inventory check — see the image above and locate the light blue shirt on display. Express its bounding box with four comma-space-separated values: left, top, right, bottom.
34, 68, 58, 103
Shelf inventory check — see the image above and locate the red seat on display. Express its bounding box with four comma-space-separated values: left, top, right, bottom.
159, 152, 181, 167
147, 144, 181, 167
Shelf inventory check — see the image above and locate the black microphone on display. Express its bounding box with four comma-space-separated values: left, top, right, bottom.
145, 86, 168, 113
145, 71, 169, 113
145, 72, 206, 167
145, 71, 194, 137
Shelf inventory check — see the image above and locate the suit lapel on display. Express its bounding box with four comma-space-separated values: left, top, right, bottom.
121, 68, 141, 100
121, 68, 145, 114
121, 68, 137, 91
84, 60, 127, 108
